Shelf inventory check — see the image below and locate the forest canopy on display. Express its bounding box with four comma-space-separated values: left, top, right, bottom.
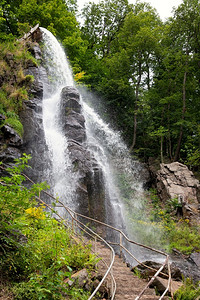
0, 0, 200, 171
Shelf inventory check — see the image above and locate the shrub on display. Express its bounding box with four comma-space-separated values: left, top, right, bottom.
4, 117, 24, 137
174, 278, 200, 300
0, 154, 98, 299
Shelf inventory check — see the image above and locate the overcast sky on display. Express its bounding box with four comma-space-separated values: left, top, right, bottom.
77, 0, 183, 21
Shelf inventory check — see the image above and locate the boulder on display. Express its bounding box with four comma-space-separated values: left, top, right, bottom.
156, 162, 200, 223
150, 276, 182, 296
134, 258, 200, 285
64, 268, 89, 288
156, 162, 200, 204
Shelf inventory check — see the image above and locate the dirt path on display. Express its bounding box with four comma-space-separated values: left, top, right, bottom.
94, 241, 169, 300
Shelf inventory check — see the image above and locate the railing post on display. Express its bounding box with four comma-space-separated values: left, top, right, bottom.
120, 232, 122, 258
73, 212, 77, 232
94, 236, 97, 269
71, 217, 74, 232
110, 251, 114, 297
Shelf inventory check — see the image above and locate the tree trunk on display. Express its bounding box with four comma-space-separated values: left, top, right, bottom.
167, 103, 173, 161
174, 69, 187, 161
161, 135, 164, 163
130, 60, 142, 152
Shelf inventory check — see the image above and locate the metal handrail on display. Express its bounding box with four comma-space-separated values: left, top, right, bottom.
37, 190, 171, 300
34, 194, 117, 300
0, 165, 171, 299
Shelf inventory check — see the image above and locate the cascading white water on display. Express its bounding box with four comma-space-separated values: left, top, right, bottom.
41, 28, 78, 208
81, 97, 165, 263
40, 27, 164, 263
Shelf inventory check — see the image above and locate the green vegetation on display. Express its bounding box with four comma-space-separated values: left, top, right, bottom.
4, 116, 24, 137
174, 278, 200, 300
0, 155, 98, 299
117, 175, 200, 255
0, 39, 37, 137
146, 189, 200, 255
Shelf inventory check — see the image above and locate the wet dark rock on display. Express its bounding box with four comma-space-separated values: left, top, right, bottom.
29, 43, 42, 61
60, 86, 106, 221
64, 127, 86, 143
150, 276, 182, 296
1, 125, 23, 147
61, 86, 81, 114
20, 43, 50, 183
133, 258, 200, 284
24, 66, 43, 100
61, 90, 86, 143
0, 147, 21, 164
0, 122, 23, 168
190, 252, 200, 268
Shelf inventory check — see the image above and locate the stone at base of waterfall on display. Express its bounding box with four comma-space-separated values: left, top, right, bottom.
132, 258, 200, 283
150, 276, 183, 296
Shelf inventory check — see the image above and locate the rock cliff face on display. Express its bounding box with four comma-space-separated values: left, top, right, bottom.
60, 86, 106, 220
20, 42, 51, 182
0, 28, 106, 221
0, 118, 22, 166
157, 162, 200, 203
156, 162, 200, 223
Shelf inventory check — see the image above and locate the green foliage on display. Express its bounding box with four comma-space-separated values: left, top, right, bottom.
174, 278, 200, 300
4, 117, 24, 137
0, 40, 37, 118
148, 190, 200, 255
167, 220, 200, 255
0, 155, 98, 299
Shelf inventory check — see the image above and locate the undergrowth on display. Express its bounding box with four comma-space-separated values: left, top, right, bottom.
174, 278, 200, 300
118, 168, 200, 255
0, 39, 36, 137
0, 154, 98, 299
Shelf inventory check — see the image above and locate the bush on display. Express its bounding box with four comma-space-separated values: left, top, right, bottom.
0, 154, 98, 299
174, 278, 200, 300
4, 117, 24, 137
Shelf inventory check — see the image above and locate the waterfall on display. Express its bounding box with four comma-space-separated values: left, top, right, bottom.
40, 28, 164, 264
41, 27, 78, 209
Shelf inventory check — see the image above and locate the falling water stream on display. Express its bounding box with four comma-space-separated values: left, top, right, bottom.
41, 27, 78, 210
40, 28, 164, 264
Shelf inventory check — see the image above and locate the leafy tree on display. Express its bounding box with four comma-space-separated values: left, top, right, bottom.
113, 3, 161, 150
147, 0, 200, 162
81, 0, 131, 57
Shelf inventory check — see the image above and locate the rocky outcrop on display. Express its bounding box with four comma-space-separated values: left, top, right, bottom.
60, 86, 106, 221
20, 42, 51, 183
157, 162, 200, 203
156, 162, 200, 223
0, 118, 22, 168
134, 256, 200, 284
